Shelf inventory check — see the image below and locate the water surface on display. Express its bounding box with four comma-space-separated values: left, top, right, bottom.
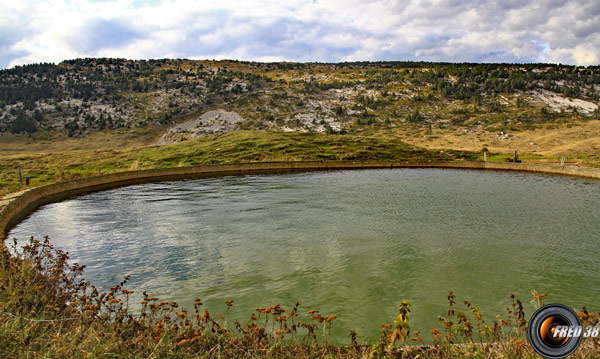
9, 168, 600, 344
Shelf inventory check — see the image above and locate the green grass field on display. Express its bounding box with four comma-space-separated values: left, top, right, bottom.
0, 130, 479, 197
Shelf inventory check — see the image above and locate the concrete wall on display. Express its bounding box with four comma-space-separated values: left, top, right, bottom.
2, 160, 599, 238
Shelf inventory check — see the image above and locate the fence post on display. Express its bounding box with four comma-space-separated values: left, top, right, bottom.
18, 166, 23, 187
483, 151, 487, 162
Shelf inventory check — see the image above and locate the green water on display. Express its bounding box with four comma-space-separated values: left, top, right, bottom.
9, 168, 600, 344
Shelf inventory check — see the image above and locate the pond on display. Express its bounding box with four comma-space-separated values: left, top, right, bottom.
8, 168, 600, 344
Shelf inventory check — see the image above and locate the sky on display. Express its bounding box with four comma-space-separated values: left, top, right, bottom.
1, 0, 599, 69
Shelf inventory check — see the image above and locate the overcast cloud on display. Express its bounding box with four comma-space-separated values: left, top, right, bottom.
0, 0, 599, 69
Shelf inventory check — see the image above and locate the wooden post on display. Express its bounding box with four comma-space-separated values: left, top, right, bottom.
561, 156, 565, 166
514, 150, 518, 163
60, 167, 65, 180
483, 151, 487, 162
18, 166, 23, 187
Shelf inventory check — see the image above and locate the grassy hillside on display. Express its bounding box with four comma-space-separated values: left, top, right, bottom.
1, 59, 599, 146
1, 59, 599, 171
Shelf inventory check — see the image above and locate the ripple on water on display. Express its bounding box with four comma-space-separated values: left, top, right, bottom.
8, 168, 600, 345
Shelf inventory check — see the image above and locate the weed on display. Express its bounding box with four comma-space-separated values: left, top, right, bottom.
2, 236, 600, 358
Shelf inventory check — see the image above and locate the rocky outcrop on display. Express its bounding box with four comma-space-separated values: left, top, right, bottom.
157, 110, 244, 144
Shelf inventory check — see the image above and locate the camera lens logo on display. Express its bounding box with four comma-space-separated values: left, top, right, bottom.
528, 304, 583, 358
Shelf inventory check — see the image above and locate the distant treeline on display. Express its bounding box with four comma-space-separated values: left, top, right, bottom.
2, 58, 597, 106
0, 58, 598, 134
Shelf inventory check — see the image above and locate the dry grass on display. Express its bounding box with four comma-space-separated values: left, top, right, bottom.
0, 130, 478, 197
0, 126, 165, 155
2, 236, 600, 358
2, 126, 598, 200
391, 118, 600, 157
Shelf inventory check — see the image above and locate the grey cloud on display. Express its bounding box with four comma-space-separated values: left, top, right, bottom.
0, 17, 36, 68
0, 49, 28, 69
166, 13, 368, 62
73, 0, 600, 65
387, 0, 600, 64
2, 0, 600, 68
67, 18, 146, 54
0, 27, 27, 49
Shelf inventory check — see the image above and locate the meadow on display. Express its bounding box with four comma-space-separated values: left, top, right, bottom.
0, 129, 480, 197
3, 127, 600, 198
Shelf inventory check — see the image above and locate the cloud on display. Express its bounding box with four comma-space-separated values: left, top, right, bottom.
66, 18, 146, 53
0, 27, 29, 69
0, 0, 599, 69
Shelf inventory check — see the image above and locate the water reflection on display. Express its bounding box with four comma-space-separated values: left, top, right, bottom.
9, 168, 600, 344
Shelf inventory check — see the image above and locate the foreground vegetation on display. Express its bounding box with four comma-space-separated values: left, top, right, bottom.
2, 236, 600, 358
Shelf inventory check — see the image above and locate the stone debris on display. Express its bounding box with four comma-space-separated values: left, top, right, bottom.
157, 110, 244, 144
533, 90, 598, 115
